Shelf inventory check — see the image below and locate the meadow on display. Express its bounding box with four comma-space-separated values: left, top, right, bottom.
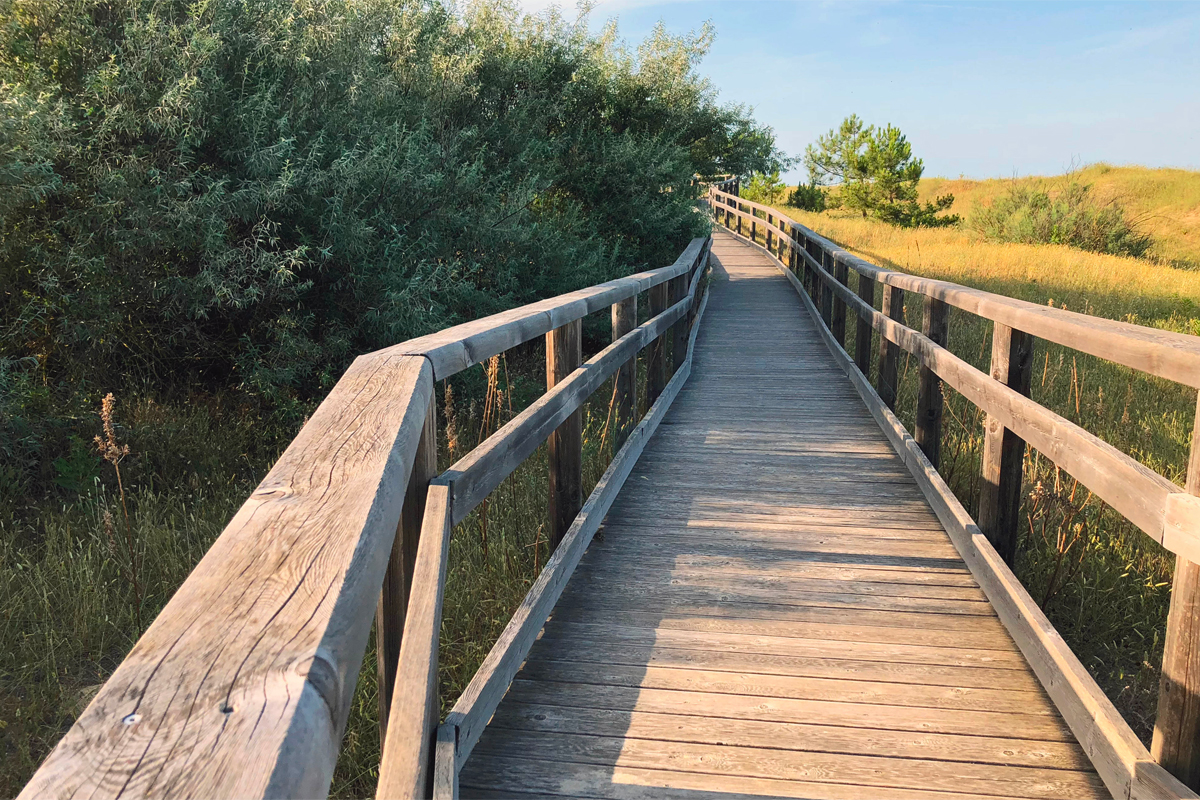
767, 167, 1200, 740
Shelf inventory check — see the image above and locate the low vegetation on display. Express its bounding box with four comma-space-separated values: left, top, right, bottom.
969, 176, 1153, 258
0, 0, 778, 793
768, 193, 1200, 741
922, 164, 1200, 269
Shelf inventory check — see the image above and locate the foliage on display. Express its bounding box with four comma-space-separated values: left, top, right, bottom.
804, 114, 957, 227
0, 0, 785, 498
788, 181, 827, 212
739, 170, 786, 204
924, 165, 1200, 269
970, 177, 1153, 258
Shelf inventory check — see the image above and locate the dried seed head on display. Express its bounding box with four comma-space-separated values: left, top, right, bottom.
95, 393, 129, 465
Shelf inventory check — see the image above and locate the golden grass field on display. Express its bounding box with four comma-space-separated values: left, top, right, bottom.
761, 164, 1200, 743
921, 163, 1200, 270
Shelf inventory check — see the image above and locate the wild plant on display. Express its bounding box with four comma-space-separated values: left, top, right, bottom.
94, 393, 143, 629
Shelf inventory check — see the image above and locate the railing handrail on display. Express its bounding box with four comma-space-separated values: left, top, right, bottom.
708, 189, 1200, 800
377, 236, 712, 797
711, 187, 1200, 389
18, 237, 711, 800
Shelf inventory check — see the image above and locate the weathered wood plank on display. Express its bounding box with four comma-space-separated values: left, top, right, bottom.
546, 319, 582, 548
978, 322, 1035, 565
471, 729, 1106, 799
1153, 395, 1200, 789
612, 295, 637, 449
376, 396, 436, 750
777, 242, 1192, 800
487, 701, 1088, 769
377, 483, 453, 799
445, 284, 713, 770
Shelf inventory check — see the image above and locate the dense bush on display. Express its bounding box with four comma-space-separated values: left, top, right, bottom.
970, 179, 1152, 257
788, 181, 827, 212
0, 0, 783, 495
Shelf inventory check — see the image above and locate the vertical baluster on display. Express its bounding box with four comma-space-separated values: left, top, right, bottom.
376, 398, 437, 750
877, 285, 904, 410
977, 323, 1034, 565
1153, 395, 1200, 789
671, 273, 688, 375
914, 296, 949, 467
831, 255, 848, 347
547, 320, 582, 548
819, 250, 834, 328
855, 273, 876, 376
612, 296, 637, 449
647, 280, 669, 406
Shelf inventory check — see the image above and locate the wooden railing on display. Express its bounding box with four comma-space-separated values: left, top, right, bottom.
19, 236, 712, 800
709, 180, 1200, 798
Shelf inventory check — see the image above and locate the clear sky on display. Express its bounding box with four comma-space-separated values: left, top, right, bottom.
516, 0, 1200, 182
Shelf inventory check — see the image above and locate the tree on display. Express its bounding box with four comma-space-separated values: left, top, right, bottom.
804, 116, 957, 227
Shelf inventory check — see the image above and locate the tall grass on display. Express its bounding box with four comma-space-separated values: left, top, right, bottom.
921, 164, 1200, 270
769, 201, 1198, 742
0, 300, 678, 797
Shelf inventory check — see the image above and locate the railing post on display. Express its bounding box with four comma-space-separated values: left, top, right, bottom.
877, 285, 904, 410
647, 280, 669, 406
977, 323, 1034, 565
612, 296, 637, 450
766, 213, 773, 252
915, 295, 950, 468
547, 320, 582, 548
736, 201, 743, 237
831, 254, 849, 347
670, 273, 688, 374
855, 272, 875, 376
1153, 395, 1200, 789
376, 397, 437, 750
750, 212, 757, 244
819, 251, 834, 328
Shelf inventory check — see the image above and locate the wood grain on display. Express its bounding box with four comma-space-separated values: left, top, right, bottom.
20, 355, 435, 800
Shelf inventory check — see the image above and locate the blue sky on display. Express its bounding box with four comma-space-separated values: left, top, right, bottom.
517, 1, 1200, 181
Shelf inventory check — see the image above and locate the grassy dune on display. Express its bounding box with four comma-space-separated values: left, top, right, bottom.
768, 170, 1199, 742
921, 164, 1200, 270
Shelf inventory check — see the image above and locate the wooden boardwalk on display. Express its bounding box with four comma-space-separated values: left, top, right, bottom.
460, 232, 1110, 799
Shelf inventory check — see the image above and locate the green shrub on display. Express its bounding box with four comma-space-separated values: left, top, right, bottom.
788, 181, 827, 212
0, 0, 785, 500
741, 170, 787, 204
971, 179, 1153, 257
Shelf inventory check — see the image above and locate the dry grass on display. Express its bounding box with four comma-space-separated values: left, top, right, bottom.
762, 195, 1199, 743
921, 164, 1200, 270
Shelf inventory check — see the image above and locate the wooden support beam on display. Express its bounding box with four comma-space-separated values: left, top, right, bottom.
977, 323, 1034, 566
831, 255, 849, 347
1154, 395, 1200, 789
612, 296, 637, 450
376, 397, 437, 750
547, 320, 582, 549
915, 295, 950, 468
670, 274, 688, 375
647, 281, 669, 407
819, 250, 834, 328
877, 286, 905, 410
855, 272, 876, 376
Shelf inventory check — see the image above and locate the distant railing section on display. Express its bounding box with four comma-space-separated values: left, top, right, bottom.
19, 236, 711, 800
709, 180, 1200, 797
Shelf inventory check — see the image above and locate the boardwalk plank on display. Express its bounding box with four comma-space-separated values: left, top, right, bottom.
459, 231, 1107, 798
